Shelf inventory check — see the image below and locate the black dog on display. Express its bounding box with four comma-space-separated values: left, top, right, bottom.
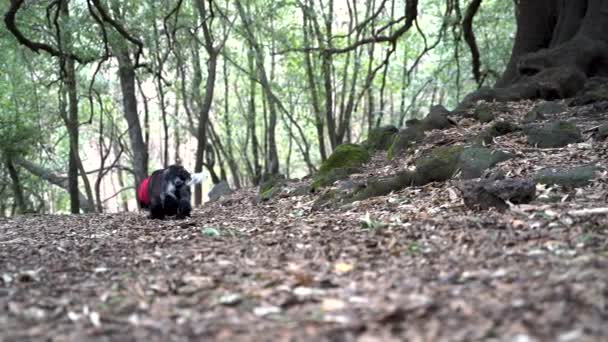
136, 165, 203, 219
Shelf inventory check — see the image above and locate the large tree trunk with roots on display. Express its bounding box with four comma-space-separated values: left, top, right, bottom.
460, 0, 608, 108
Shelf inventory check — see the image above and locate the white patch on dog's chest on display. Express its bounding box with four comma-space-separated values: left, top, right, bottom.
160, 182, 177, 202
166, 182, 177, 198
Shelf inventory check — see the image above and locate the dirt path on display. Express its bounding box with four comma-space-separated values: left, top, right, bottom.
2, 181, 607, 341
2, 101, 608, 341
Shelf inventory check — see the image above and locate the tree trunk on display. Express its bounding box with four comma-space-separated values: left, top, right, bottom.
192, 0, 220, 206
151, 1, 170, 168
222, 58, 241, 188
192, 53, 215, 205
302, 11, 327, 161
63, 62, 96, 213
116, 166, 129, 212
235, 0, 280, 175
174, 105, 181, 164
116, 53, 148, 185
310, 0, 337, 151
136, 76, 151, 162
247, 50, 262, 185
4, 155, 27, 214
495, 0, 557, 87
461, 0, 608, 109
60, 1, 91, 214
61, 81, 80, 214
109, 2, 148, 187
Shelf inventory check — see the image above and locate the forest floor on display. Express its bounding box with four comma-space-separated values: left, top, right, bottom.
2, 100, 608, 342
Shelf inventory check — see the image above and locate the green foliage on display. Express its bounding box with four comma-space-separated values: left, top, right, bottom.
0, 0, 518, 214
201, 227, 222, 237
0, 120, 37, 157
360, 212, 388, 230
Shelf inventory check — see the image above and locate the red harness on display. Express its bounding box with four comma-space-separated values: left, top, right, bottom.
137, 177, 151, 206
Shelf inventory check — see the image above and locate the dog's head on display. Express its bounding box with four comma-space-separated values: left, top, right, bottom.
163, 165, 191, 189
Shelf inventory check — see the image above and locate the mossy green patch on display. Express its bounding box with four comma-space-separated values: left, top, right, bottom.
364, 125, 399, 151
490, 121, 521, 136
414, 145, 464, 184
534, 165, 597, 187
598, 122, 608, 140
571, 81, 608, 105
387, 127, 425, 159
312, 167, 362, 190
534, 101, 567, 115
422, 105, 453, 130
526, 121, 582, 148
458, 147, 512, 179
350, 171, 416, 202
258, 174, 286, 201
523, 109, 545, 123
476, 121, 521, 145
318, 144, 370, 174
473, 103, 494, 123
312, 144, 370, 190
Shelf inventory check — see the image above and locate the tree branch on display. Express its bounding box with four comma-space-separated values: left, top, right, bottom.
90, 0, 144, 65
4, 0, 92, 63
462, 0, 483, 86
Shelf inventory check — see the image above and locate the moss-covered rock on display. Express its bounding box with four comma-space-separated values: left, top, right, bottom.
312, 166, 362, 190
473, 103, 495, 123
535, 101, 567, 115
318, 144, 370, 173
364, 125, 399, 151
289, 184, 313, 196
315, 145, 514, 207
422, 105, 453, 130
311, 190, 339, 210
568, 77, 608, 106
523, 109, 546, 123
405, 118, 422, 127
458, 147, 513, 179
490, 121, 521, 136
312, 144, 370, 190
523, 101, 567, 123
313, 171, 417, 208
208, 181, 233, 202
525, 121, 582, 148
534, 165, 597, 187
476, 121, 521, 145
460, 178, 536, 211
414, 145, 464, 184
258, 174, 287, 201
351, 171, 416, 203
387, 126, 425, 159
597, 122, 608, 140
